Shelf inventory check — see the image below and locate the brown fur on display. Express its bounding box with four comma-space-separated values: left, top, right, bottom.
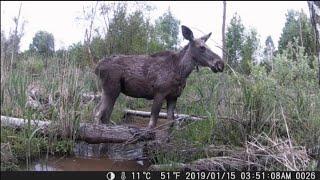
93, 25, 224, 128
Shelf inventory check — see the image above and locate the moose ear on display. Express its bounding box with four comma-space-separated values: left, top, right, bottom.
200, 32, 212, 42
182, 25, 194, 41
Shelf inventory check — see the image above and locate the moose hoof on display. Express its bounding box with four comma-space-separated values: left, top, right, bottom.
147, 123, 156, 129
93, 117, 101, 124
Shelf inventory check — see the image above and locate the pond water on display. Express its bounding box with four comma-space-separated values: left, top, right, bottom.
24, 117, 170, 171
27, 156, 150, 171
25, 141, 151, 171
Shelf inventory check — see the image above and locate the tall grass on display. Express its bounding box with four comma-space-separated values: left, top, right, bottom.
1, 44, 319, 170
151, 46, 319, 170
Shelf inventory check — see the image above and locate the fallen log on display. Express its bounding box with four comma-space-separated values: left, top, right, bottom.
1, 116, 155, 144
74, 141, 148, 161
124, 109, 207, 121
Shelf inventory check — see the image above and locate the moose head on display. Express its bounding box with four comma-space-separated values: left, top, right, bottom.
182, 25, 224, 73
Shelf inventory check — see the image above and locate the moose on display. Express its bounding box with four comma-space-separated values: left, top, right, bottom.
93, 25, 224, 129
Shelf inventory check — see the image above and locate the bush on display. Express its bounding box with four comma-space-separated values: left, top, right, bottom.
19, 56, 44, 75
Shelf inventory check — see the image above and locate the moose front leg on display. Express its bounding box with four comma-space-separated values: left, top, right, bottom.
148, 95, 165, 129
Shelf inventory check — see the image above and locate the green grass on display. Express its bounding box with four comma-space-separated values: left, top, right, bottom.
1, 46, 319, 170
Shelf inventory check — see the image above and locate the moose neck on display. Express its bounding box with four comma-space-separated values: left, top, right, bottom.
177, 45, 196, 78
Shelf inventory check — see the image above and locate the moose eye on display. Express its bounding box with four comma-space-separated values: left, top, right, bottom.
200, 46, 206, 52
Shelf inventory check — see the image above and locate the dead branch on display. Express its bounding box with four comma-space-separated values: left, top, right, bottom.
148, 134, 310, 171
124, 109, 207, 121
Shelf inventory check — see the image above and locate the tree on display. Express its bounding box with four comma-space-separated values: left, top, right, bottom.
29, 31, 55, 57
75, 1, 180, 67
264, 36, 275, 62
226, 13, 245, 70
307, 1, 320, 85
1, 3, 25, 71
154, 8, 180, 50
82, 1, 99, 67
261, 36, 275, 72
29, 31, 55, 69
222, 1, 227, 62
126, 10, 150, 54
90, 36, 108, 59
105, 3, 129, 55
103, 3, 180, 55
218, 1, 227, 113
10, 3, 24, 70
278, 10, 316, 57
226, 13, 259, 74
240, 28, 259, 75
68, 42, 87, 67
1, 32, 12, 62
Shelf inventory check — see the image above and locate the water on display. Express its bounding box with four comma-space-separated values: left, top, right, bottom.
28, 156, 150, 171
25, 117, 171, 171
29, 142, 150, 171
26, 141, 151, 171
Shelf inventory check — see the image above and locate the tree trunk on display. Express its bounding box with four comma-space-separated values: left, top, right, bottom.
10, 3, 22, 72
1, 116, 155, 144
84, 1, 99, 67
218, 1, 227, 114
299, 10, 304, 48
222, 1, 227, 62
307, 1, 320, 85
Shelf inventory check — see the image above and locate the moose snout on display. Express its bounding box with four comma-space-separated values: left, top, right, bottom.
211, 60, 224, 73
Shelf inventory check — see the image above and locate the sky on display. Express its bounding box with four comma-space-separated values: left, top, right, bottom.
1, 1, 309, 56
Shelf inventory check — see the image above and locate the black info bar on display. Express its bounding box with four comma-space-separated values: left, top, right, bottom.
1, 171, 319, 180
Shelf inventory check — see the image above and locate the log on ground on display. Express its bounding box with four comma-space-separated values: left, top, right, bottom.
124, 109, 207, 121
1, 116, 155, 144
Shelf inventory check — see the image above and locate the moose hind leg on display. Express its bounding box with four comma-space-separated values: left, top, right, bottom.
93, 100, 103, 124
167, 98, 177, 121
148, 95, 164, 129
94, 90, 119, 124
93, 93, 108, 124
166, 98, 177, 134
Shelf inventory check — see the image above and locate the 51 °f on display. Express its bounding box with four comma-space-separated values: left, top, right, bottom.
161, 172, 181, 180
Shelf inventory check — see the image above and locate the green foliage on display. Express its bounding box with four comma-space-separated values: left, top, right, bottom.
90, 37, 108, 59
53, 2, 181, 68
1, 31, 21, 61
29, 31, 55, 57
154, 44, 319, 168
273, 42, 317, 87
1, 3, 319, 171
74, 2, 181, 64
19, 56, 44, 74
1, 127, 74, 170
226, 13, 245, 69
154, 8, 180, 50
103, 3, 180, 56
68, 42, 87, 67
261, 36, 276, 72
278, 10, 316, 57
226, 14, 259, 74
263, 36, 275, 59
105, 3, 129, 55
241, 29, 259, 75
